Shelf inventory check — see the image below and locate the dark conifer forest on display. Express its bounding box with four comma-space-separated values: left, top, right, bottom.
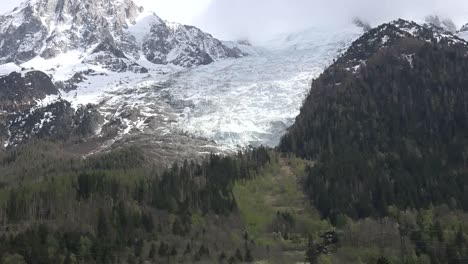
280, 26, 468, 262
0, 142, 272, 263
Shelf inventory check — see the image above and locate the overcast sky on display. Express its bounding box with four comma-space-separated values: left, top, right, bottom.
1, 0, 468, 42
194, 0, 468, 41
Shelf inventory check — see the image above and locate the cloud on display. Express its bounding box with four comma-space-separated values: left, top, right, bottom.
133, 0, 212, 25
194, 0, 468, 42
2, 0, 467, 43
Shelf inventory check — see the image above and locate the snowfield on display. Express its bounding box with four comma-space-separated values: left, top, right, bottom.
169, 26, 362, 147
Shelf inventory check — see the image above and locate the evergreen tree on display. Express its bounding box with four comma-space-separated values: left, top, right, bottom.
305, 235, 319, 264
148, 243, 157, 259
234, 248, 243, 262
97, 208, 109, 239
244, 247, 254, 263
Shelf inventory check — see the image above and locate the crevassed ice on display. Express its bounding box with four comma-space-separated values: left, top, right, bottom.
61, 25, 362, 149
167, 25, 362, 148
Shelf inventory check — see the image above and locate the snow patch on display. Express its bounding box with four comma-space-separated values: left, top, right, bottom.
0, 63, 21, 75
458, 31, 468, 41
21, 49, 87, 81
127, 11, 162, 44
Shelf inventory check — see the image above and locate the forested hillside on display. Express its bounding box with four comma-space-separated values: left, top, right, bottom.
279, 20, 468, 262
0, 141, 273, 263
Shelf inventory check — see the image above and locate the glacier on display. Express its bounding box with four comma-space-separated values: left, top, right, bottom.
0, 25, 363, 152
72, 25, 363, 150
168, 26, 363, 147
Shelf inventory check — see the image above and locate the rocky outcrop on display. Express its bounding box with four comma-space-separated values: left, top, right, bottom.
333, 19, 466, 73
0, 0, 244, 69
143, 23, 244, 67
0, 71, 58, 112
4, 100, 104, 146
86, 39, 148, 73
0, 0, 142, 62
0, 70, 105, 147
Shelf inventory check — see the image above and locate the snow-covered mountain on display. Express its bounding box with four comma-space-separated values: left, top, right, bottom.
2, 0, 466, 161
0, 0, 243, 70
0, 21, 363, 158
335, 19, 466, 74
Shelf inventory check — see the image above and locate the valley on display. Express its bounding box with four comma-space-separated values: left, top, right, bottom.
1, 0, 468, 263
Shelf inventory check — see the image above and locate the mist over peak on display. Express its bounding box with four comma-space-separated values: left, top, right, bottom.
193, 0, 468, 42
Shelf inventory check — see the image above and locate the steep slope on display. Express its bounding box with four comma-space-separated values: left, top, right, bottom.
0, 0, 242, 69
0, 71, 58, 112
280, 19, 468, 158
280, 19, 468, 220
143, 22, 243, 67
0, 70, 104, 148
0, 20, 362, 157
0, 0, 247, 160
0, 0, 142, 63
58, 25, 363, 152
169, 26, 362, 147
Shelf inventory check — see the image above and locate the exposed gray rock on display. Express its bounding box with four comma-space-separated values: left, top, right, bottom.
0, 70, 106, 147
0, 71, 58, 112
55, 69, 96, 92
4, 100, 104, 146
142, 22, 244, 67
0, 0, 244, 70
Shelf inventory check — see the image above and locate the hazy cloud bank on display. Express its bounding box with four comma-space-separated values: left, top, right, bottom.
194, 0, 468, 42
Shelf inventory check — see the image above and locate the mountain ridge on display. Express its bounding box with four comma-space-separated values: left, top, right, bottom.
0, 0, 243, 68
0, 12, 364, 158
4, 16, 466, 163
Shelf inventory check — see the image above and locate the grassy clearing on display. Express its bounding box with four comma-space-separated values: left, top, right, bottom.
233, 153, 330, 261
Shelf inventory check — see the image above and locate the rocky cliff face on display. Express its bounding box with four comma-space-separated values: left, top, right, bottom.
143, 23, 243, 67
0, 0, 139, 62
0, 0, 243, 69
0, 70, 105, 148
0, 0, 247, 160
0, 71, 58, 112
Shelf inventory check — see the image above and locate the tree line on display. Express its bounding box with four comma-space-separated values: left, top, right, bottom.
0, 143, 270, 263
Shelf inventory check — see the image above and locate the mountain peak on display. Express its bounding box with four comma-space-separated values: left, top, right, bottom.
0, 0, 144, 62
0, 0, 243, 69
330, 19, 466, 76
